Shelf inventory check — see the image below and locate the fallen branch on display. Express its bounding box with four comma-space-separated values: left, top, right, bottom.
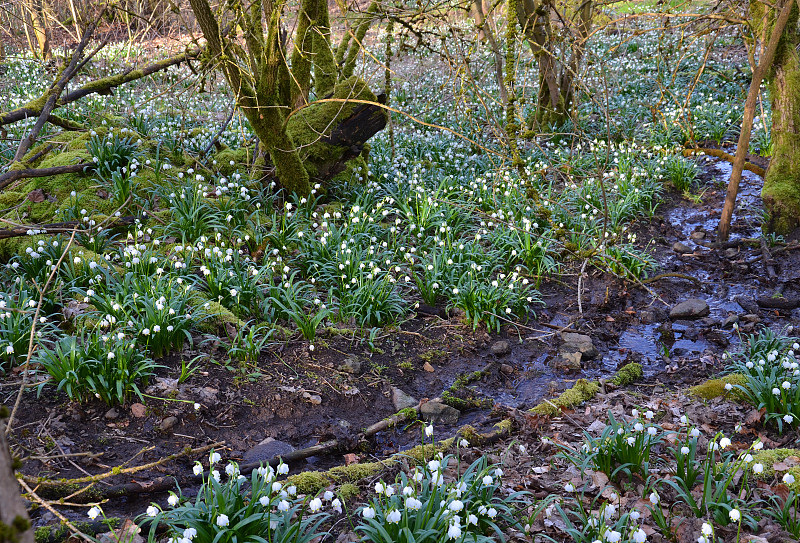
0, 216, 136, 240
0, 163, 91, 192
682, 148, 766, 178
642, 272, 701, 286
0, 47, 203, 129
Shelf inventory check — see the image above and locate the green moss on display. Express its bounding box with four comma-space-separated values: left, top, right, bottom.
39, 149, 91, 168
609, 363, 643, 386
194, 299, 247, 334
0, 515, 31, 543
213, 147, 250, 176
750, 448, 800, 490
531, 379, 600, 416
328, 461, 384, 483
419, 349, 447, 364
0, 192, 25, 210
688, 373, 748, 401
337, 483, 360, 502
285, 470, 331, 495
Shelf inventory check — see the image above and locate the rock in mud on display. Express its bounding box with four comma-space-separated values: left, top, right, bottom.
722, 314, 739, 328
391, 387, 418, 411
560, 332, 598, 359
669, 299, 710, 320
339, 356, 362, 374
195, 386, 219, 407
500, 363, 513, 374
130, 403, 147, 418
690, 231, 706, 240
423, 362, 435, 373
673, 242, 692, 254
303, 392, 323, 405
733, 296, 759, 314
159, 416, 178, 432
553, 352, 582, 372
639, 307, 668, 323
420, 400, 460, 425
490, 340, 511, 356
104, 408, 120, 420
243, 437, 296, 465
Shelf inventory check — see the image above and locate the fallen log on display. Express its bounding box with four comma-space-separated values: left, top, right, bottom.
0, 163, 90, 192
0, 215, 136, 240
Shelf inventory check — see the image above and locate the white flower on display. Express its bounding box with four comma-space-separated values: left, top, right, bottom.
387, 509, 402, 523
323, 490, 334, 501
5, 346, 13, 355
605, 530, 621, 543
482, 475, 493, 486
225, 463, 238, 477
406, 497, 422, 511
277, 463, 289, 475
459, 439, 469, 447
632, 529, 646, 543
167, 494, 179, 506
681, 446, 690, 455
425, 424, 434, 437
309, 498, 322, 512
193, 463, 203, 476
784, 414, 794, 423
494, 468, 503, 477
211, 470, 220, 482
447, 523, 462, 540
784, 473, 796, 485
649, 492, 659, 505
216, 514, 229, 527
361, 507, 376, 519
729, 508, 740, 522
374, 482, 385, 494
564, 482, 575, 492
183, 528, 197, 539
210, 452, 221, 464
701, 523, 713, 536
278, 499, 290, 511
719, 437, 731, 449
487, 507, 497, 518
272, 482, 282, 492
332, 498, 342, 513
647, 427, 657, 436
449, 500, 464, 512
753, 463, 764, 474
428, 460, 441, 472
87, 506, 101, 520
146, 505, 159, 517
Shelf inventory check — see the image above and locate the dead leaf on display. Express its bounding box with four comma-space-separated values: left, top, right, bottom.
745, 408, 765, 426
27, 189, 46, 203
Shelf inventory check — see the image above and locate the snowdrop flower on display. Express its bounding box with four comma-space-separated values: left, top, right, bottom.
564, 482, 575, 492
701, 523, 713, 536
211, 470, 220, 482
719, 437, 731, 449
272, 482, 282, 492
486, 507, 497, 518
449, 500, 464, 512
323, 490, 334, 501
784, 473, 796, 485
277, 463, 289, 475
406, 497, 422, 511
309, 498, 322, 512
183, 528, 196, 539
690, 428, 700, 438
425, 424, 434, 437
459, 439, 469, 447
386, 509, 402, 524
784, 414, 794, 423
146, 505, 159, 517
681, 446, 690, 455
649, 492, 659, 505
753, 463, 764, 474
605, 530, 621, 542
647, 427, 657, 436
729, 509, 740, 522
428, 459, 441, 472
374, 482, 385, 494
193, 463, 203, 476
332, 498, 342, 513
447, 523, 462, 540
632, 529, 646, 543
482, 475, 493, 486
87, 506, 101, 520
494, 468, 503, 477
361, 507, 376, 519
210, 452, 221, 464
168, 493, 179, 506
216, 514, 229, 527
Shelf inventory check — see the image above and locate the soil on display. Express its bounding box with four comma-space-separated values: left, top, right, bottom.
7, 152, 800, 536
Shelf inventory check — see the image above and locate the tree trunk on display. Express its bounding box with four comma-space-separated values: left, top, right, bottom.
0, 406, 34, 543
762, 2, 800, 235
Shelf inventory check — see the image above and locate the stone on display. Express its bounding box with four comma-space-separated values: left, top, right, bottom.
490, 340, 511, 356
420, 401, 460, 425
690, 231, 706, 240
725, 247, 738, 258
130, 403, 146, 418
669, 299, 710, 320
302, 392, 322, 405
104, 408, 120, 420
500, 364, 513, 374
145, 377, 179, 395
159, 416, 178, 431
391, 387, 418, 411
560, 332, 598, 359
423, 362, 435, 373
734, 295, 759, 314
243, 438, 296, 465
742, 313, 761, 323
195, 386, 219, 407
338, 356, 362, 374
553, 352, 582, 372
672, 242, 692, 254
639, 308, 668, 324
722, 314, 739, 328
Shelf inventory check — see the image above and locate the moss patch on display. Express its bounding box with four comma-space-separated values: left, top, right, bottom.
609, 363, 643, 386
328, 461, 384, 483
531, 378, 600, 416
751, 448, 800, 491
688, 373, 748, 401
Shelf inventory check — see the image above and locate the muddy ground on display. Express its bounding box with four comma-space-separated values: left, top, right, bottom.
6, 153, 799, 538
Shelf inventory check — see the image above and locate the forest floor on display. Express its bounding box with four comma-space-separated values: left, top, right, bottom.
10, 147, 799, 543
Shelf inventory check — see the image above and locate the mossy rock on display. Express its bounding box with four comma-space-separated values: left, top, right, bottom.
531, 378, 600, 416
285, 470, 331, 495
751, 448, 800, 491
213, 147, 250, 176
328, 461, 384, 483
609, 363, 643, 386
195, 300, 247, 334
688, 373, 748, 401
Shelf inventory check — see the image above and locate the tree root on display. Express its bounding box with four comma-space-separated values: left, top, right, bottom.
641, 272, 701, 286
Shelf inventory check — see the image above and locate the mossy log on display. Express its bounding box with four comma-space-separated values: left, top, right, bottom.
0, 163, 90, 192
0, 216, 136, 240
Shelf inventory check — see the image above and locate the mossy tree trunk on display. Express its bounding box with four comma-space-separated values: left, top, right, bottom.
761, 2, 800, 235
187, 0, 385, 197
23, 0, 50, 62
514, 0, 592, 128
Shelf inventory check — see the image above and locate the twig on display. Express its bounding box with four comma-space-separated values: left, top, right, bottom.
641, 272, 701, 286
18, 479, 94, 542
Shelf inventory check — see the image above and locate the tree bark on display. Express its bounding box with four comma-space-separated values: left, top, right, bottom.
762, 1, 800, 235
0, 406, 34, 543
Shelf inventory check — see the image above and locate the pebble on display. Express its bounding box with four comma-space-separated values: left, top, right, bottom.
669, 298, 710, 320
500, 364, 513, 374
423, 362, 435, 373
243, 438, 295, 465
159, 416, 178, 431
420, 400, 460, 425
338, 356, 362, 374
130, 403, 147, 418
391, 387, 418, 411
490, 340, 511, 356
673, 242, 692, 254
104, 408, 120, 420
